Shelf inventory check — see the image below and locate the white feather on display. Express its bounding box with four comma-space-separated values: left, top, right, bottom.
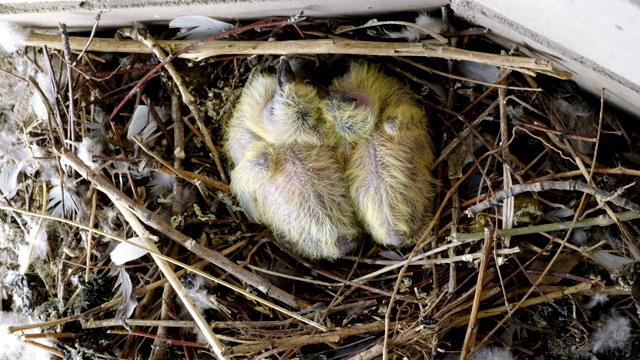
387, 13, 443, 41
461, 61, 501, 84
0, 22, 29, 52
127, 105, 168, 141
553, 98, 596, 154
570, 228, 589, 246
18, 220, 49, 274
76, 135, 105, 170
108, 267, 138, 320
148, 171, 174, 193
590, 311, 631, 353
469, 346, 515, 360
110, 237, 148, 265
169, 16, 234, 40
47, 179, 83, 218
0, 128, 32, 165
29, 71, 56, 122
1, 71, 29, 109
591, 251, 635, 273
177, 275, 225, 318
586, 293, 609, 309
0, 311, 52, 360
0, 162, 23, 199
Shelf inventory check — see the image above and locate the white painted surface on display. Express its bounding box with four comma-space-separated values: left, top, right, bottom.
0, 1, 447, 30
452, 0, 640, 117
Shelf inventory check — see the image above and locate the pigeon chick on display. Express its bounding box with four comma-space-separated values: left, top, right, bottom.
253, 143, 360, 259
323, 62, 436, 247
226, 57, 322, 220
226, 58, 360, 259
232, 58, 326, 147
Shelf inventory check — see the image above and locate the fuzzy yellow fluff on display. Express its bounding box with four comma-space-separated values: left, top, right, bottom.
225, 59, 360, 259
324, 62, 436, 246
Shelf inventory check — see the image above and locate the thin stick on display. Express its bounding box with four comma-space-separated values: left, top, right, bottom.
400, 57, 542, 91
0, 202, 322, 331
450, 282, 592, 327
453, 210, 640, 242
460, 228, 494, 360
465, 180, 640, 217
24, 34, 570, 77
117, 27, 227, 183
498, 64, 514, 247
21, 339, 64, 358
72, 11, 102, 66
85, 189, 97, 282
109, 199, 227, 358
56, 149, 310, 310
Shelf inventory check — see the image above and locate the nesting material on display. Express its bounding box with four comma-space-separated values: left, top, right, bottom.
0, 10, 638, 360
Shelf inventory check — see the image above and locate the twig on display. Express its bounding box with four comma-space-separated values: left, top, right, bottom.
21, 339, 64, 358
72, 11, 102, 66
452, 210, 640, 242
460, 228, 494, 360
498, 64, 514, 246
116, 26, 227, 183
56, 149, 311, 310
86, 318, 294, 329
465, 180, 640, 217
142, 96, 174, 150
400, 57, 542, 91
332, 247, 519, 266
109, 197, 227, 358
450, 282, 592, 327
231, 328, 367, 355
510, 116, 597, 142
58, 23, 76, 144
107, 329, 210, 348
24, 34, 571, 78
85, 190, 97, 282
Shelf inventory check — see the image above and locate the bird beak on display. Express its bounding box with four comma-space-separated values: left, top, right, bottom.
277, 57, 295, 89
307, 80, 331, 99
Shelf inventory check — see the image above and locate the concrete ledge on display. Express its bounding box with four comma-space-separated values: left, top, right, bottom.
0, 0, 446, 30
452, 0, 640, 117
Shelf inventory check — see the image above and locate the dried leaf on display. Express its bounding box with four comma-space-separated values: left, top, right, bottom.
529, 251, 583, 285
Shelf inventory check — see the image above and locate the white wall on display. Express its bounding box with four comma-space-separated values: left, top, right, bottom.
1, 0, 638, 117
452, 0, 640, 117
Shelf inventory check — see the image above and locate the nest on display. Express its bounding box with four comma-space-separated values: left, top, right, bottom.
1, 10, 639, 360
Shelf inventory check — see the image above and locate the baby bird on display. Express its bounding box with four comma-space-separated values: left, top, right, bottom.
233, 57, 326, 147
322, 62, 401, 157
323, 62, 436, 247
225, 58, 360, 259
226, 58, 321, 220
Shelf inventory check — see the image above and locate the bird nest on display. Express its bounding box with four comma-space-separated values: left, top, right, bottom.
1, 10, 639, 360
